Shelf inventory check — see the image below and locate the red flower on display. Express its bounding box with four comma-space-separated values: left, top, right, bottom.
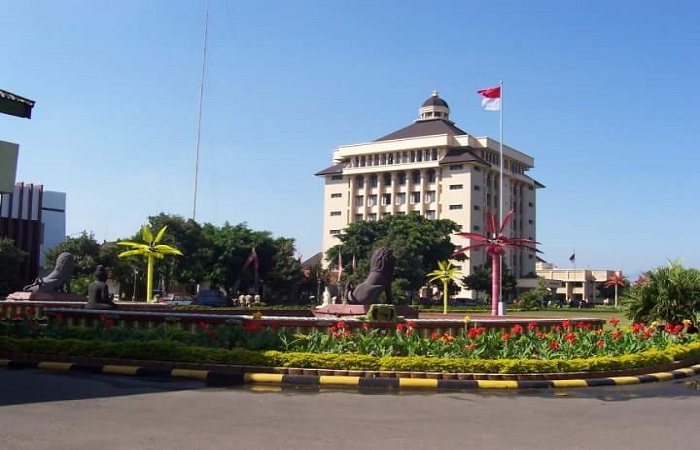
12, 313, 22, 320
468, 328, 480, 339
561, 320, 572, 329
329, 326, 337, 334
553, 325, 562, 333
576, 321, 586, 329
243, 322, 263, 333
536, 331, 546, 339
527, 322, 538, 331
595, 329, 604, 336
103, 319, 115, 330
501, 332, 511, 341
361, 322, 370, 331
611, 330, 622, 340
609, 318, 620, 327
55, 313, 63, 322
430, 332, 440, 340
336, 321, 347, 330
596, 340, 605, 348
100, 314, 108, 321
396, 323, 404, 332
511, 324, 523, 335
442, 333, 455, 343
564, 332, 576, 344
465, 343, 477, 352
26, 307, 36, 316
197, 321, 209, 331
549, 341, 559, 350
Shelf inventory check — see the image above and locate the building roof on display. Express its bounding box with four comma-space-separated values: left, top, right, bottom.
314, 161, 348, 176
439, 146, 490, 166
374, 119, 468, 142
0, 89, 35, 119
421, 95, 449, 108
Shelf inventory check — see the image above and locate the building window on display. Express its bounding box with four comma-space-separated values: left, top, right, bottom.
356, 176, 364, 188
412, 171, 421, 184
528, 185, 534, 191
473, 225, 480, 231
449, 184, 463, 190
368, 195, 377, 206
456, 225, 463, 230
381, 193, 392, 205
424, 190, 436, 203
450, 164, 463, 170
425, 210, 436, 220
474, 185, 481, 191
396, 193, 406, 205
355, 196, 364, 207
330, 193, 342, 198
410, 192, 421, 204
474, 166, 481, 172
397, 172, 406, 185
431, 149, 438, 160
473, 205, 480, 211
528, 219, 534, 224
331, 175, 342, 180
396, 211, 406, 215
368, 213, 377, 222
427, 170, 436, 183
449, 204, 463, 210
330, 211, 341, 216
370, 175, 378, 188
528, 202, 534, 207
330, 229, 340, 235
383, 173, 392, 186
355, 214, 363, 221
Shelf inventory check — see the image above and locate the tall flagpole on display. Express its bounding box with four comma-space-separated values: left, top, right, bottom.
192, 0, 209, 221
498, 80, 505, 316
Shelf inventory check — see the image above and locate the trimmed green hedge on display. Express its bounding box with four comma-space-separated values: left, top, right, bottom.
2, 336, 699, 374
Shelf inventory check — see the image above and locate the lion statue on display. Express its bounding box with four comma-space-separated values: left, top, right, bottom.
346, 246, 395, 305
23, 252, 74, 293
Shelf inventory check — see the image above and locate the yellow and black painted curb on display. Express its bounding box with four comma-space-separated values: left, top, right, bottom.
3, 358, 700, 390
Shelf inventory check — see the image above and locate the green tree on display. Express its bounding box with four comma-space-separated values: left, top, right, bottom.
427, 260, 462, 314
604, 272, 627, 308
0, 239, 28, 295
328, 214, 461, 296
623, 260, 700, 326
518, 277, 550, 311
461, 258, 518, 303
263, 237, 303, 304
116, 226, 183, 302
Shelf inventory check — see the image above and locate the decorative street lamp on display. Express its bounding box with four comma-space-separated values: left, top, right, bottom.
132, 268, 139, 301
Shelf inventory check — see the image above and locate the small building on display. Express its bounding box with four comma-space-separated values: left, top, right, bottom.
536, 261, 622, 304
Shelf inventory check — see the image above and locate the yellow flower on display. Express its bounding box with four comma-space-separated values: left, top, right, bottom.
650, 321, 659, 329
252, 311, 263, 320
683, 319, 692, 326
462, 315, 471, 323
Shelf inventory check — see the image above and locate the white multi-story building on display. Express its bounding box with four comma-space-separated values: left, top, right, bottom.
316, 92, 543, 296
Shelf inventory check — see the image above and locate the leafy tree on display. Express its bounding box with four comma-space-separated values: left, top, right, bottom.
518, 277, 550, 311
461, 258, 518, 302
263, 237, 303, 304
427, 260, 462, 314
604, 272, 627, 308
116, 226, 183, 302
328, 214, 461, 297
623, 260, 700, 326
0, 239, 28, 295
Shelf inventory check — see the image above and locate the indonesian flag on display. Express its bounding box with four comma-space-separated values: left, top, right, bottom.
477, 86, 501, 111
243, 247, 259, 277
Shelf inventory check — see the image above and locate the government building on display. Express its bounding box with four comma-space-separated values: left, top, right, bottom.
316, 92, 543, 297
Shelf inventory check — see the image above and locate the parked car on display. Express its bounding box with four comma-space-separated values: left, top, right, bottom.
159, 292, 194, 306
192, 289, 231, 307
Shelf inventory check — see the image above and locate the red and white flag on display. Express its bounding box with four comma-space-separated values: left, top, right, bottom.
477, 86, 501, 111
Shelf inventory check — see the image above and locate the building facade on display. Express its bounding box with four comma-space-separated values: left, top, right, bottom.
536, 261, 622, 305
0, 182, 67, 280
316, 92, 543, 296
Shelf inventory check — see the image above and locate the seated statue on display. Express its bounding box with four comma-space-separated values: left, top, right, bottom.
86, 265, 117, 309
23, 252, 74, 293
347, 247, 395, 305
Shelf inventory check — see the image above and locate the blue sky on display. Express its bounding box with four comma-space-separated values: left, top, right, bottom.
2, 0, 699, 278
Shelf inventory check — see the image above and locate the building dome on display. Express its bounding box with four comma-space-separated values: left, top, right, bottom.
419, 91, 450, 121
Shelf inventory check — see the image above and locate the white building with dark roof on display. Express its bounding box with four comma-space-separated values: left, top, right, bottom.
316, 92, 542, 296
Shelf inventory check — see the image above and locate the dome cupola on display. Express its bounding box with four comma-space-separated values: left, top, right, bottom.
419, 90, 450, 121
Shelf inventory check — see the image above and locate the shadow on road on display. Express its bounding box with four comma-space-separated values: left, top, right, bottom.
0, 368, 204, 407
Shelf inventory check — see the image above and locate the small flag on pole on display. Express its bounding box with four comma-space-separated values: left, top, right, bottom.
569, 252, 576, 262
477, 86, 501, 111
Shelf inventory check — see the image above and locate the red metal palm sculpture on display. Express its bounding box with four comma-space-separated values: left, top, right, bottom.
453, 210, 540, 316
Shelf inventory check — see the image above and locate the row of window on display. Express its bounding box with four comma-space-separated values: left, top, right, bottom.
352, 191, 437, 207
355, 170, 437, 188
350, 148, 440, 169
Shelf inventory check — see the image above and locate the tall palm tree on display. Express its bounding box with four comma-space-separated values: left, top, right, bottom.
453, 210, 540, 316
116, 226, 183, 302
427, 260, 461, 315
605, 271, 625, 308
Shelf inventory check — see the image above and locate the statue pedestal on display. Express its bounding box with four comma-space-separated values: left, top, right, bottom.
6, 291, 86, 302
312, 303, 418, 319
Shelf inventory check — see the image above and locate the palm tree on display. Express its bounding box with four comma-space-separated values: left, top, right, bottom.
453, 210, 540, 316
116, 226, 183, 302
605, 271, 625, 308
427, 260, 461, 315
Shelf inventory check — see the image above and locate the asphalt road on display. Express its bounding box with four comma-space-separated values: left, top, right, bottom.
2, 369, 699, 450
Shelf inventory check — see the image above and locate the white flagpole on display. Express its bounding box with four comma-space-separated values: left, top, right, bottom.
192, 0, 209, 221
498, 80, 505, 316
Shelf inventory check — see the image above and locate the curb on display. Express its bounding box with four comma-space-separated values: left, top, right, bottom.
3, 359, 700, 390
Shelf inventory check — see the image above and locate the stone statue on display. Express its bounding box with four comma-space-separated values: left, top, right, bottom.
23, 252, 74, 293
86, 265, 116, 309
347, 247, 395, 305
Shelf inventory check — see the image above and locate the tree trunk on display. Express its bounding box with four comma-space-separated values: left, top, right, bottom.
491, 256, 500, 316
442, 280, 448, 315
146, 256, 154, 303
